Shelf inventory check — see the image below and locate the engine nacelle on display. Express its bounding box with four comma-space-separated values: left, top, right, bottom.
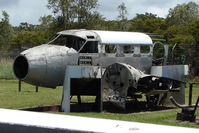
102, 63, 147, 109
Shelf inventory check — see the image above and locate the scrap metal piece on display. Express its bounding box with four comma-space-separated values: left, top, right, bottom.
103, 63, 185, 110
170, 96, 199, 122
102, 63, 146, 109
170, 96, 198, 108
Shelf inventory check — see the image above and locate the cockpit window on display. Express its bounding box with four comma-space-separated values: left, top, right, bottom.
49, 35, 86, 51
79, 41, 98, 53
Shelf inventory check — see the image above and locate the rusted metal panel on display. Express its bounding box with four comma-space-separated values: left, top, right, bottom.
150, 65, 189, 105
150, 65, 189, 82
61, 65, 102, 112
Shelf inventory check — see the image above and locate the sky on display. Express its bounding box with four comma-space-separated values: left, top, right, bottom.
0, 0, 198, 26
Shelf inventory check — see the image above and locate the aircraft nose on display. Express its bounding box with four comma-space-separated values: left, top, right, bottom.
13, 45, 50, 87
13, 55, 29, 80
13, 44, 78, 88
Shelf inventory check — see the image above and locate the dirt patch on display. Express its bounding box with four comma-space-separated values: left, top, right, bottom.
20, 104, 60, 112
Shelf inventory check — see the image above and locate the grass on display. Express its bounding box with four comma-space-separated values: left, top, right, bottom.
0, 58, 16, 79
66, 86, 199, 128
0, 80, 198, 128
0, 80, 62, 109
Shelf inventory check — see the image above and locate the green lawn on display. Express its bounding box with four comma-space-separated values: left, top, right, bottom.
0, 80, 62, 109
0, 80, 198, 128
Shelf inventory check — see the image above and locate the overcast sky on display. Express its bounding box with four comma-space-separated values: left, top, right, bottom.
0, 0, 198, 26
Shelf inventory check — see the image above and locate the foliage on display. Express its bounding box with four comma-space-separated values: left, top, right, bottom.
0, 11, 14, 50
0, 58, 15, 79
10, 31, 48, 50
74, 0, 98, 28
188, 20, 199, 44
117, 2, 129, 31
47, 0, 99, 29
85, 11, 106, 30
47, 0, 75, 29
117, 2, 128, 21
166, 1, 199, 26
130, 13, 167, 33
39, 15, 54, 30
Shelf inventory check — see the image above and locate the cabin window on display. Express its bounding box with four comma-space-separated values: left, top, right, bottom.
123, 45, 134, 53
79, 41, 98, 53
105, 45, 116, 53
140, 45, 150, 53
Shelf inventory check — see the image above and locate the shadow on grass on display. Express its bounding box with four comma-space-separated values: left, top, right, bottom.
20, 100, 174, 114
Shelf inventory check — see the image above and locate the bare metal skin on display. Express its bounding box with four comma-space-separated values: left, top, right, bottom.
13, 29, 188, 109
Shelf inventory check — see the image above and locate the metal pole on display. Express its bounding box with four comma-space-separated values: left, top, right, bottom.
36, 86, 39, 92
189, 83, 193, 106
163, 45, 168, 65
18, 80, 21, 92
193, 96, 199, 113
98, 79, 103, 112
77, 95, 81, 104
171, 43, 177, 65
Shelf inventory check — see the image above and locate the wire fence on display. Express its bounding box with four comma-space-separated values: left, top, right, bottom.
0, 50, 22, 59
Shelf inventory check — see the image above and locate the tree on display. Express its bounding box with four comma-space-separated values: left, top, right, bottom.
74, 0, 98, 28
130, 13, 167, 33
117, 2, 128, 21
39, 15, 54, 30
117, 2, 128, 31
186, 20, 199, 76
85, 11, 106, 30
18, 22, 37, 31
164, 2, 199, 76
10, 31, 47, 50
47, 0, 76, 29
166, 2, 199, 26
47, 0, 99, 29
0, 11, 13, 49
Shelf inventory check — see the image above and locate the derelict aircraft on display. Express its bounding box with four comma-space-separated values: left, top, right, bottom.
13, 29, 188, 109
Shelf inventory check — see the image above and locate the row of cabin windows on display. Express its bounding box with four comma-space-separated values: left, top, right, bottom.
52, 35, 151, 54
77, 42, 151, 54
105, 45, 150, 54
